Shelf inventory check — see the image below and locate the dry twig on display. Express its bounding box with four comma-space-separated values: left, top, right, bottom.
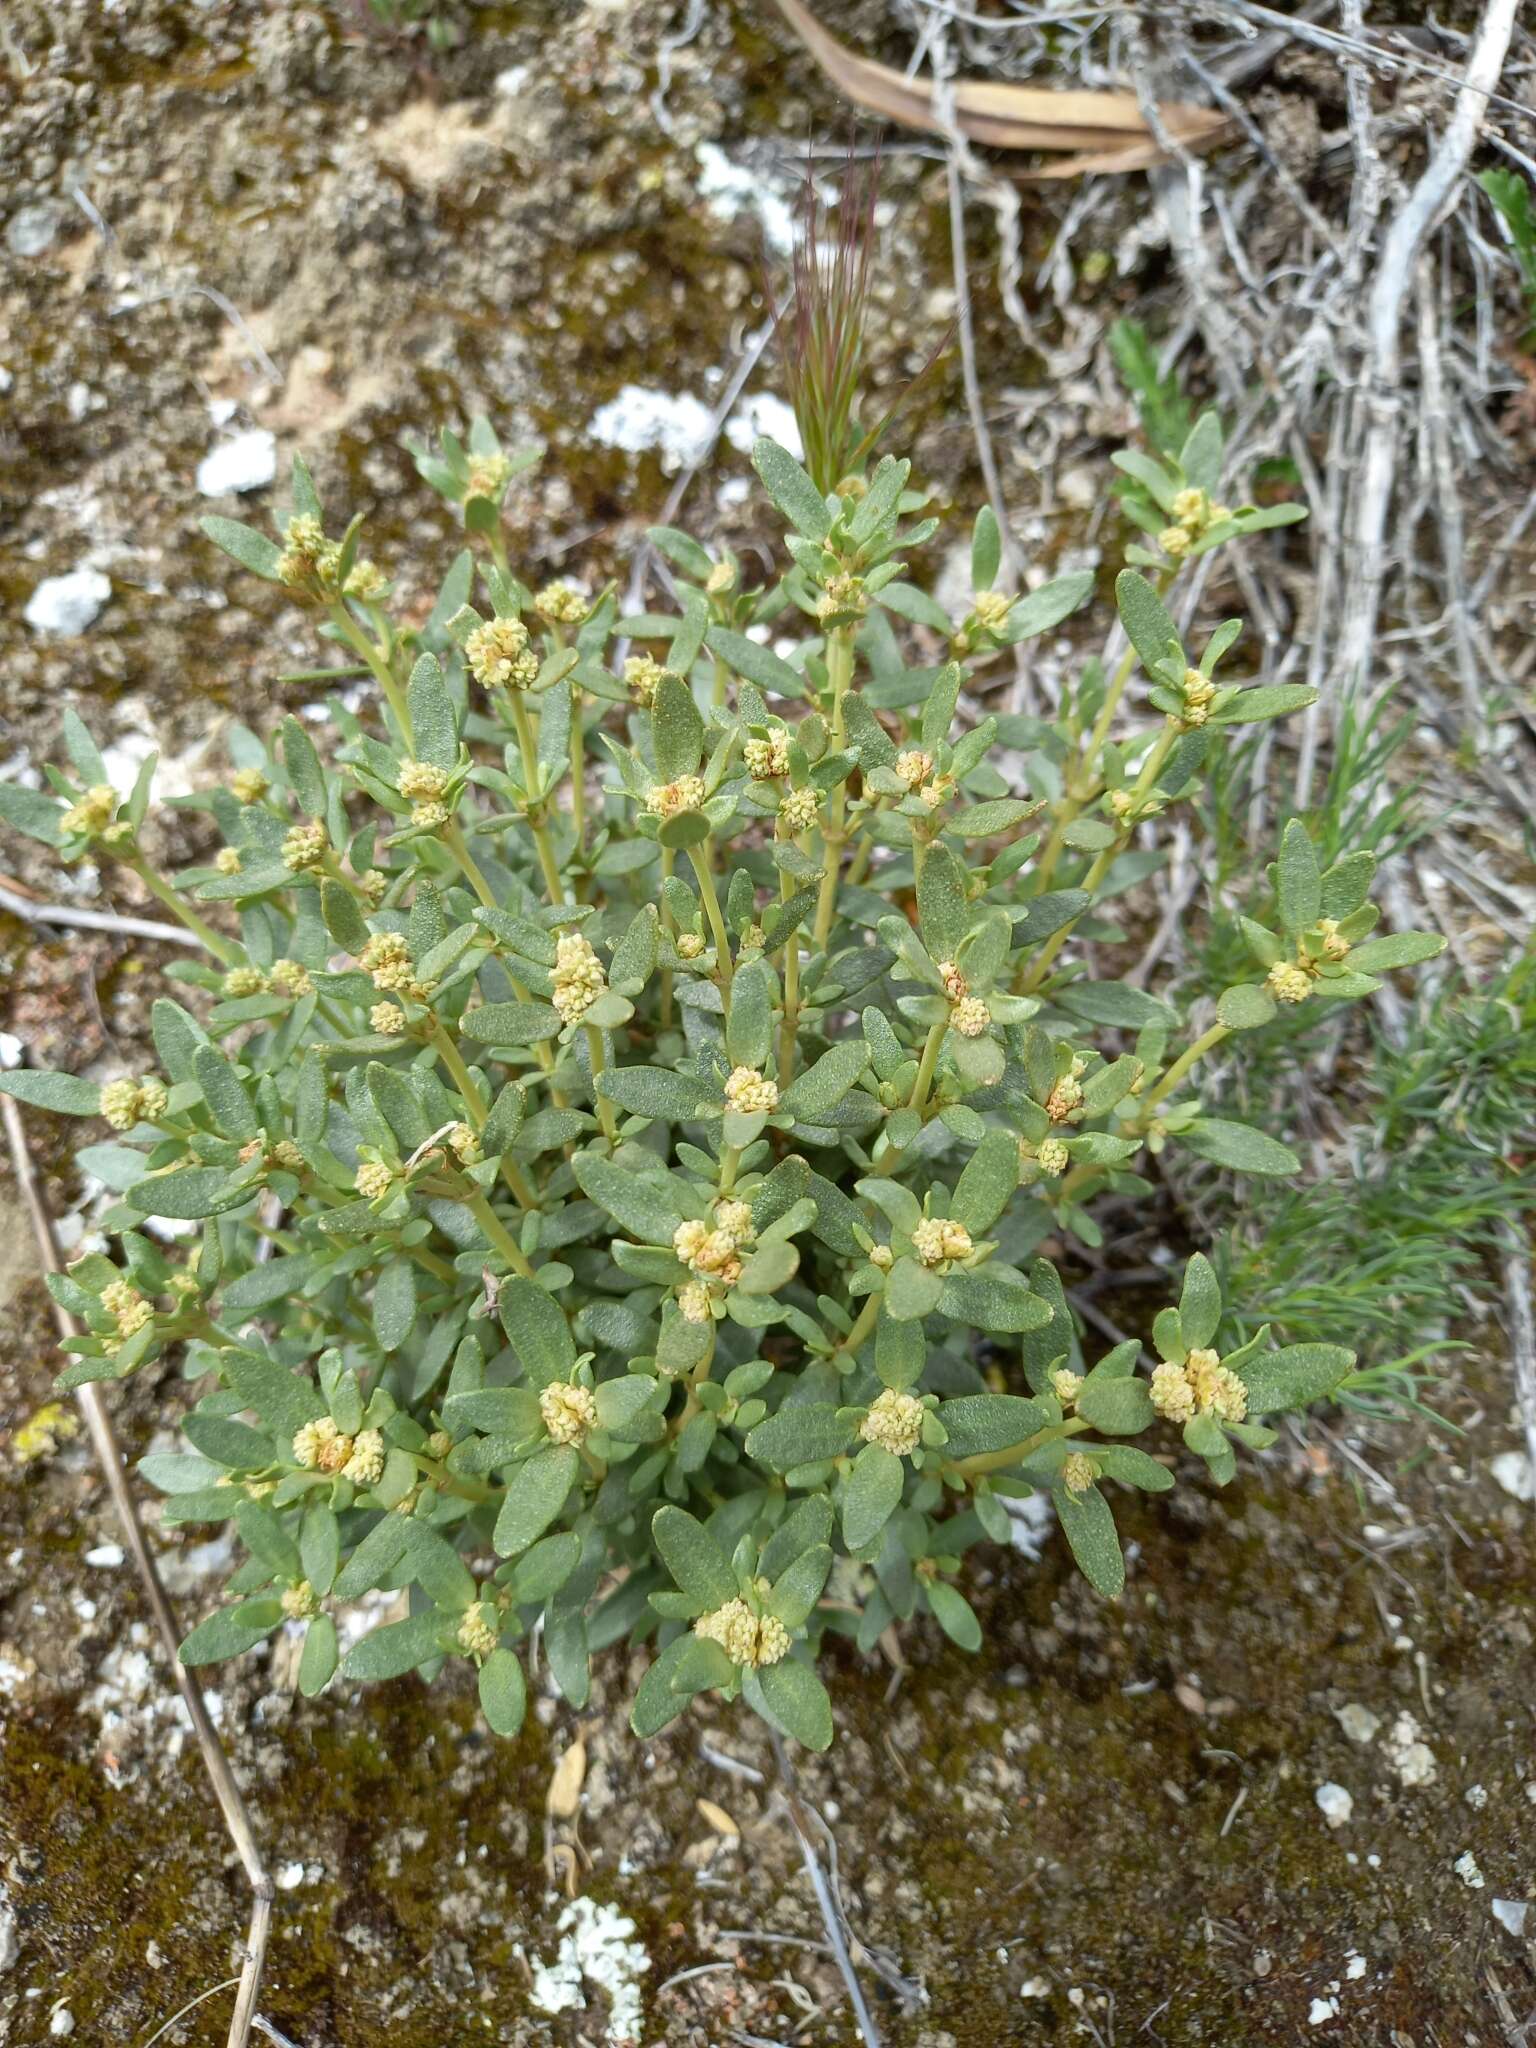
1, 1096, 275, 2048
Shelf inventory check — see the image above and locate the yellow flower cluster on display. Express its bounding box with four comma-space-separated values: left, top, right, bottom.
1044, 1062, 1088, 1124
231, 768, 269, 805
1157, 487, 1230, 560
1266, 961, 1312, 1004
535, 581, 586, 625
816, 573, 868, 623
292, 1418, 386, 1485
778, 787, 821, 835
465, 615, 538, 692
551, 930, 607, 1027
1149, 1347, 1247, 1424
282, 1581, 320, 1621
540, 1380, 598, 1446
282, 822, 328, 872
971, 589, 1012, 633
1179, 666, 1217, 727
644, 774, 706, 820
895, 749, 934, 791
911, 1218, 973, 1269
950, 995, 991, 1039
859, 1388, 924, 1457
61, 785, 117, 837
694, 1599, 791, 1668
355, 1160, 394, 1200
100, 1076, 167, 1132
397, 759, 449, 802
275, 516, 384, 600
465, 453, 512, 501
744, 730, 792, 780
269, 957, 313, 998
623, 654, 672, 707
214, 847, 243, 876
1061, 1451, 1097, 1494
457, 1603, 500, 1658
361, 931, 432, 1004
723, 1066, 779, 1115
101, 1278, 152, 1338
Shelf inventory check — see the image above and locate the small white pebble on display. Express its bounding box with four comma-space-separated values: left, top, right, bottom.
1315, 1783, 1354, 1829
275, 1862, 305, 1891
24, 567, 110, 636
1308, 1996, 1339, 2024
1345, 1955, 1367, 1980
1454, 1851, 1485, 1890
50, 2012, 75, 2039
1490, 1452, 1534, 1501
1334, 1703, 1381, 1745
196, 427, 277, 497
1492, 1899, 1528, 1938
1464, 1783, 1487, 1810
1018, 1975, 1050, 1998
84, 1544, 125, 1569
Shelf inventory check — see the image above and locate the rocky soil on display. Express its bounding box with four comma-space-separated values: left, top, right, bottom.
2, 3, 1534, 2045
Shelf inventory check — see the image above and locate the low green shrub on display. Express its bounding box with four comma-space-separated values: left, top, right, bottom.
0, 413, 1444, 1749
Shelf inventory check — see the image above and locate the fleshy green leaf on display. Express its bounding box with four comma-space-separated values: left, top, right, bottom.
842, 1443, 903, 1550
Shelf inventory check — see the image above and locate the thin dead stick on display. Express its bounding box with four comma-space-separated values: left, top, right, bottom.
0, 880, 206, 949
1499, 1221, 1536, 1525
1, 1096, 274, 2048
768, 1732, 885, 2046
1333, 0, 1520, 697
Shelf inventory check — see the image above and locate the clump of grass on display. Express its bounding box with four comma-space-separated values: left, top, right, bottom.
1214, 962, 1536, 1412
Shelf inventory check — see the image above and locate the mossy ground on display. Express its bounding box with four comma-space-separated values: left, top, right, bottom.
3, 3, 1534, 2043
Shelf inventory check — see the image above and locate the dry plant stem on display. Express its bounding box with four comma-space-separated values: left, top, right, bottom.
1499, 1221, 1536, 1525
769, 1732, 885, 2048
1332, 0, 1521, 699
1, 1095, 274, 2048
0, 882, 205, 948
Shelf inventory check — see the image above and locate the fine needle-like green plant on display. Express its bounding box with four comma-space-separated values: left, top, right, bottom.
1, 405, 1446, 1752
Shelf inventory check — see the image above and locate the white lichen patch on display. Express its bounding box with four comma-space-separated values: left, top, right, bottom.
1385, 1712, 1437, 1788
588, 386, 714, 469
1454, 1850, 1484, 1890
528, 1896, 650, 2043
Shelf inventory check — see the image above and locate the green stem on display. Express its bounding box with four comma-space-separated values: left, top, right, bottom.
444, 822, 497, 910
431, 1021, 488, 1123
907, 1020, 946, 1114
779, 870, 800, 1087
507, 695, 566, 905
952, 1414, 1091, 1480
1141, 1022, 1230, 1115
584, 1023, 618, 1144
1020, 724, 1180, 996
332, 607, 412, 745
129, 860, 240, 966
688, 844, 732, 1021
711, 654, 729, 712
466, 1192, 537, 1280
811, 626, 856, 953
828, 1292, 879, 1369
658, 845, 675, 1030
